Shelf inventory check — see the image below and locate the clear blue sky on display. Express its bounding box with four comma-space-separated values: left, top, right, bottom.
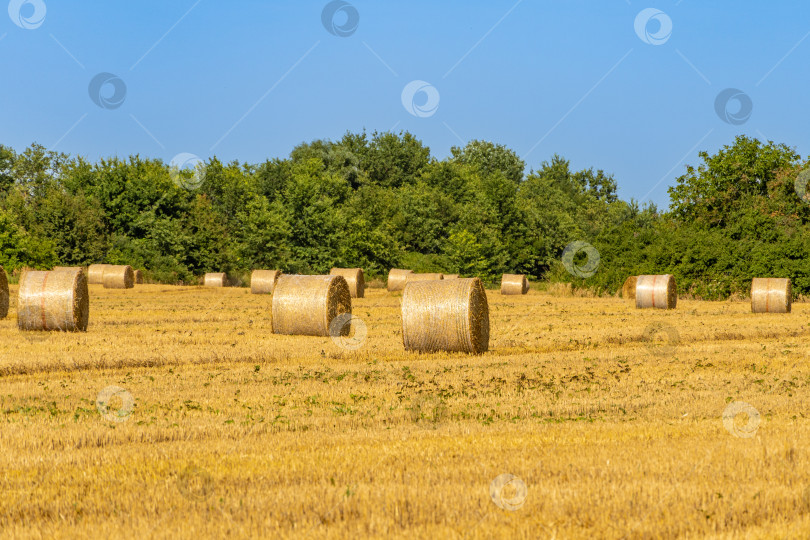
2, 0, 809, 208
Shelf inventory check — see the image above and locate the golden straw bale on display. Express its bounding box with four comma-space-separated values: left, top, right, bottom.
444, 274, 460, 280
329, 268, 365, 298
251, 270, 282, 294
500, 274, 529, 295
102, 265, 135, 289
87, 264, 111, 285
134, 270, 144, 284
401, 277, 489, 354
406, 273, 444, 283
621, 276, 637, 299
751, 277, 791, 313
204, 273, 228, 287
271, 274, 352, 336
635, 274, 677, 309
18, 268, 89, 332
387, 269, 413, 291
0, 266, 8, 319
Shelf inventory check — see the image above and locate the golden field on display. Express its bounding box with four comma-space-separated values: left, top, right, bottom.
1, 283, 810, 539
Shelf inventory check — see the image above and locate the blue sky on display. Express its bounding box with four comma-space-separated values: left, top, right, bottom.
2, 0, 809, 208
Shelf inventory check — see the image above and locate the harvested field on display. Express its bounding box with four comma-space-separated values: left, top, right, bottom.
2, 285, 810, 538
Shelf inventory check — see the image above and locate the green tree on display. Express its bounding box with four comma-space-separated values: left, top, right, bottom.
0, 145, 15, 194
236, 196, 291, 269
282, 158, 351, 272
668, 135, 800, 226
443, 229, 488, 277
362, 131, 431, 188
392, 181, 457, 254
450, 140, 525, 184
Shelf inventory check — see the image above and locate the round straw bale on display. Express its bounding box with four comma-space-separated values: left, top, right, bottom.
401, 277, 489, 354
102, 265, 135, 289
204, 273, 228, 287
635, 274, 677, 309
444, 274, 460, 280
271, 274, 352, 336
751, 277, 791, 313
387, 269, 413, 291
501, 274, 529, 295
18, 268, 89, 331
87, 264, 111, 285
621, 276, 637, 299
0, 266, 8, 319
406, 273, 444, 283
329, 268, 365, 298
134, 270, 144, 284
251, 270, 282, 294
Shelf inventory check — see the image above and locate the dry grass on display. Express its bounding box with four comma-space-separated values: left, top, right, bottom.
1, 284, 810, 538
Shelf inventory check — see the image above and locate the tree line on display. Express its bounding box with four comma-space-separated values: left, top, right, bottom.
0, 132, 807, 298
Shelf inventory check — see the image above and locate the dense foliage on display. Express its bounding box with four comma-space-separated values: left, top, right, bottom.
0, 133, 807, 297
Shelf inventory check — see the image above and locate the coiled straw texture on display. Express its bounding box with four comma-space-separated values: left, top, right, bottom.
635, 274, 677, 309
401, 277, 489, 354
387, 269, 413, 291
330, 268, 365, 298
0, 266, 8, 319
251, 270, 282, 294
271, 274, 352, 336
102, 265, 135, 289
751, 277, 791, 313
18, 268, 89, 332
622, 276, 637, 299
500, 274, 529, 295
406, 273, 444, 283
204, 273, 228, 287
87, 264, 111, 285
